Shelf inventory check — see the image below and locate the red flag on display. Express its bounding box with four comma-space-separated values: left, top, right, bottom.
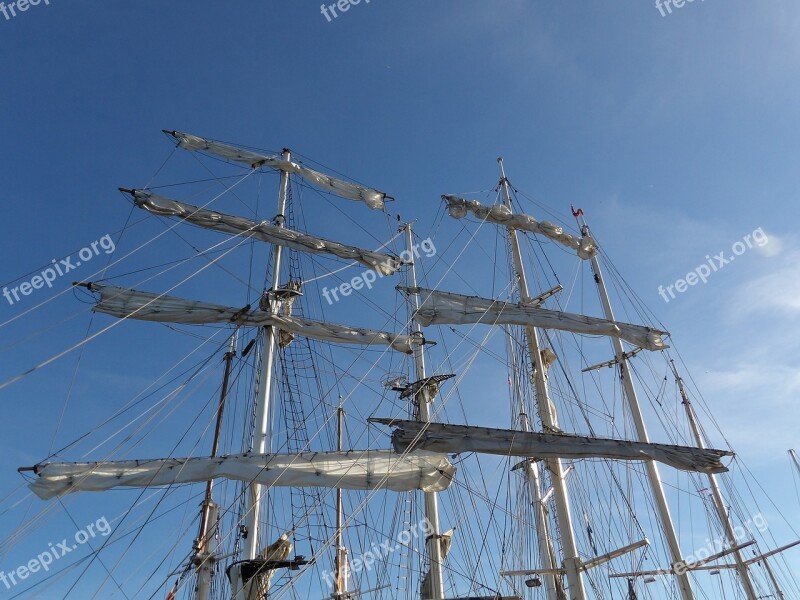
166, 581, 178, 600
571, 205, 584, 218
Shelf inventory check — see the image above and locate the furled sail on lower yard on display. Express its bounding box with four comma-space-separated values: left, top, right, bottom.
372, 419, 733, 475
86, 284, 419, 354
166, 130, 387, 210
129, 190, 400, 274
401, 287, 668, 351
26, 450, 456, 500
442, 194, 597, 259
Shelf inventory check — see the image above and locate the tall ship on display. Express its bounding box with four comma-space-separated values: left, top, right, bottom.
6, 130, 800, 599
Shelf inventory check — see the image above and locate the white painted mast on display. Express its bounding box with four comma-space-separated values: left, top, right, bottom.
791, 449, 800, 477
403, 223, 446, 600
505, 329, 563, 600
498, 158, 587, 600
760, 555, 787, 600
333, 399, 350, 598
195, 504, 219, 600
670, 361, 758, 599
236, 149, 292, 599
584, 221, 695, 600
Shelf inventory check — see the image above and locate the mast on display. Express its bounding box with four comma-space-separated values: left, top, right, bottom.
497, 158, 587, 600
670, 361, 758, 600
238, 149, 292, 596
403, 223, 445, 600
585, 223, 695, 600
759, 555, 786, 600
791, 449, 800, 477
333, 399, 349, 598
505, 330, 563, 600
195, 332, 237, 600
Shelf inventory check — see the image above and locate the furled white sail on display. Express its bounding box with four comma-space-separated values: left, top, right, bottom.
28, 450, 456, 500
371, 419, 732, 475
130, 190, 400, 275
166, 130, 387, 210
243, 533, 293, 600
401, 287, 668, 351
442, 194, 597, 259
420, 528, 455, 598
87, 284, 419, 354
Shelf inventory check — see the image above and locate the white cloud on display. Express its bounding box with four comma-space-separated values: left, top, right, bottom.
753, 229, 786, 258
702, 363, 800, 395
729, 246, 800, 317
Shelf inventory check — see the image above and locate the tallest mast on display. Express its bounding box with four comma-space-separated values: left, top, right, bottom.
498, 158, 587, 600
235, 149, 292, 598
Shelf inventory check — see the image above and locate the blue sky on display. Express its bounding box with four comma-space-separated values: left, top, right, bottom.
1, 0, 799, 597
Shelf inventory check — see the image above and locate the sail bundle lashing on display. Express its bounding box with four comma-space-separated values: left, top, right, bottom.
125, 189, 401, 274
164, 130, 389, 210
370, 419, 733, 474
399, 287, 669, 351
226, 533, 309, 600
24, 450, 456, 500
82, 283, 420, 354
419, 528, 454, 599
441, 194, 597, 259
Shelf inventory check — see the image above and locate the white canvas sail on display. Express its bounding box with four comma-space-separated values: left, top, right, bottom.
27, 450, 456, 500
401, 287, 668, 351
166, 130, 387, 210
242, 533, 293, 600
442, 194, 597, 259
372, 419, 732, 475
87, 284, 420, 354
130, 190, 400, 275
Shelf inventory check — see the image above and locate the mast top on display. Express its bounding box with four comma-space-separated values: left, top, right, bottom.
497, 156, 509, 185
